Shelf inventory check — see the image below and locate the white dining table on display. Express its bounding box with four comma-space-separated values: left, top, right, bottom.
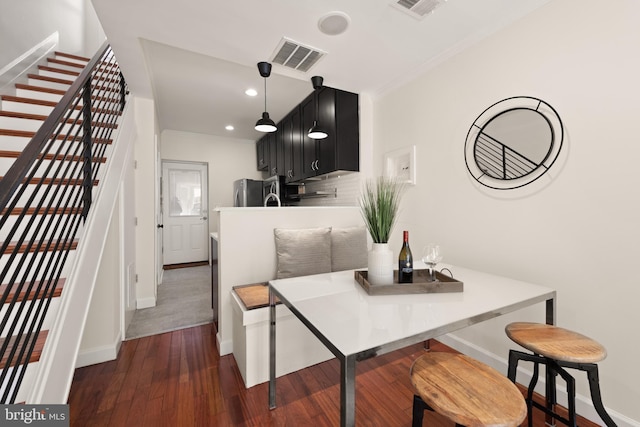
268, 263, 556, 427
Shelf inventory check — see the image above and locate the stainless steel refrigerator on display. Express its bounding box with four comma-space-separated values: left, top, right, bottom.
233, 179, 263, 207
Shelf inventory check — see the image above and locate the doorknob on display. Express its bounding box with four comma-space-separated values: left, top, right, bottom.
157, 224, 163, 228
201, 217, 208, 220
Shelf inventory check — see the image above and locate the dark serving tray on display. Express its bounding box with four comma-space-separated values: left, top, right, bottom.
354, 269, 463, 296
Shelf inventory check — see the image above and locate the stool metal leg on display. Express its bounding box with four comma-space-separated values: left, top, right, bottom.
548, 360, 577, 427
412, 394, 426, 427
584, 364, 617, 427
527, 359, 539, 427
508, 349, 618, 427
508, 350, 544, 427
546, 360, 558, 427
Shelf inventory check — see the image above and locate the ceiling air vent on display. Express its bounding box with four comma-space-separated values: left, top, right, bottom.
392, 0, 447, 19
271, 37, 326, 73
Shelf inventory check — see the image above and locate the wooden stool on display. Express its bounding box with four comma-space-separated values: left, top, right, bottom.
505, 322, 616, 427
410, 352, 526, 427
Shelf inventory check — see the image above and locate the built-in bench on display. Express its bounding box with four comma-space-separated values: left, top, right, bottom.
231, 226, 367, 388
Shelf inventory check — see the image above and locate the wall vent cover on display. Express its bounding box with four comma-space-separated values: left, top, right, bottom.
392, 0, 447, 19
270, 37, 326, 73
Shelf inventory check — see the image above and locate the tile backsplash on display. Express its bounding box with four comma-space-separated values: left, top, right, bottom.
294, 172, 362, 207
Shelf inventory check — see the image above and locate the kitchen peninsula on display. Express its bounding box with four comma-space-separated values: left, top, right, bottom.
213, 206, 365, 380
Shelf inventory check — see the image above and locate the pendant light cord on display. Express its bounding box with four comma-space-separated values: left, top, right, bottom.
264, 77, 267, 111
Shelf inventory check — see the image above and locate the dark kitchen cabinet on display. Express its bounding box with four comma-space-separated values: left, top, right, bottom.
301, 87, 359, 180
300, 93, 317, 179
267, 132, 277, 176
256, 85, 358, 181
282, 107, 303, 182
259, 131, 282, 177
256, 135, 268, 171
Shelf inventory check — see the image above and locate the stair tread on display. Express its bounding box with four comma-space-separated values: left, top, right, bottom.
0, 150, 107, 163
14, 86, 121, 103
16, 83, 66, 95
0, 279, 65, 303
0, 330, 48, 367
1, 239, 79, 255
0, 129, 113, 144
0, 110, 118, 128
37, 65, 80, 77
0, 95, 122, 115
0, 95, 60, 108
47, 58, 85, 70
1, 207, 82, 216
54, 51, 90, 62
0, 177, 99, 187
27, 74, 74, 86
15, 84, 66, 96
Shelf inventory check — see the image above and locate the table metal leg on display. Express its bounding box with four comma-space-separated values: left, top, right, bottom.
269, 286, 277, 410
341, 354, 356, 427
546, 297, 556, 326
545, 295, 557, 426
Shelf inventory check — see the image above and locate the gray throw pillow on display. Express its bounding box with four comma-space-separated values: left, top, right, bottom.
331, 227, 368, 272
274, 227, 332, 279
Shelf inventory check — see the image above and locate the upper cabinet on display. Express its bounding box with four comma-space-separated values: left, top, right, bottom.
256, 86, 359, 182
302, 87, 359, 179
282, 106, 303, 183
257, 131, 282, 177
256, 135, 268, 171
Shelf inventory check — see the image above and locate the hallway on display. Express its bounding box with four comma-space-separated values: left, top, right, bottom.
125, 265, 212, 339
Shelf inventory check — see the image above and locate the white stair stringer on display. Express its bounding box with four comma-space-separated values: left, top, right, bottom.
27, 96, 135, 404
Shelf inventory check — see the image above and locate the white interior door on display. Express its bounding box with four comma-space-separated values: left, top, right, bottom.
162, 161, 209, 265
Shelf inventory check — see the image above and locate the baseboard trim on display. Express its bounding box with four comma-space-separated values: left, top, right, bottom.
75, 332, 122, 368
439, 333, 635, 427
163, 261, 208, 270
217, 334, 232, 356
137, 296, 156, 309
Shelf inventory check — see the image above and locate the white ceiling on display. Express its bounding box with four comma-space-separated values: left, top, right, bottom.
91, 0, 551, 141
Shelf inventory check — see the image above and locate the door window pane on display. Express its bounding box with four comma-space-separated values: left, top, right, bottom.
168, 169, 202, 216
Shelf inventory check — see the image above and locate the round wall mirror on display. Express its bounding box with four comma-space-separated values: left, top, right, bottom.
464, 96, 563, 190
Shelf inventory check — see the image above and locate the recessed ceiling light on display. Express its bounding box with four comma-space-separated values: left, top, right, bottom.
225, 125, 234, 131
245, 88, 258, 97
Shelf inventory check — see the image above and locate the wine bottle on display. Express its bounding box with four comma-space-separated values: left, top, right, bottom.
398, 230, 413, 283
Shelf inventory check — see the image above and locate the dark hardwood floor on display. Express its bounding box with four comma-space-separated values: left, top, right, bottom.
68, 323, 598, 426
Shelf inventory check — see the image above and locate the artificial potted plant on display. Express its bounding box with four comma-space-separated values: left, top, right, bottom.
359, 176, 404, 285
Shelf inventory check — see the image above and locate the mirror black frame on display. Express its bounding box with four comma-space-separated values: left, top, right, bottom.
464, 96, 564, 190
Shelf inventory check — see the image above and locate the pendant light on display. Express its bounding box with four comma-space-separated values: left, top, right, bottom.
308, 76, 328, 140
255, 62, 277, 133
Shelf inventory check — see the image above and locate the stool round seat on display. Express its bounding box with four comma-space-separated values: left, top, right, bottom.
410, 352, 526, 427
506, 322, 606, 364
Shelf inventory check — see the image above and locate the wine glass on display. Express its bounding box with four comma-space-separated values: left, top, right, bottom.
422, 244, 443, 281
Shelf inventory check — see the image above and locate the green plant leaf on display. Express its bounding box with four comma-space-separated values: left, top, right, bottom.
359, 176, 404, 243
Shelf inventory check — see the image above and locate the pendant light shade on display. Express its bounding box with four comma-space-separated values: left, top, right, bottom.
308, 121, 328, 139
255, 61, 277, 133
308, 75, 328, 139
255, 112, 277, 132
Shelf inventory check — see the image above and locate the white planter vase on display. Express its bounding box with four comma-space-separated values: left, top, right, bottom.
367, 243, 394, 285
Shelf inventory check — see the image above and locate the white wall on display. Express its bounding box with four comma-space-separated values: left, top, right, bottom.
134, 98, 158, 308
160, 130, 263, 231
374, 0, 639, 422
76, 197, 121, 366
0, 0, 86, 68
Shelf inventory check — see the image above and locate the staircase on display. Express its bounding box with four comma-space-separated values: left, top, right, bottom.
0, 43, 128, 403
